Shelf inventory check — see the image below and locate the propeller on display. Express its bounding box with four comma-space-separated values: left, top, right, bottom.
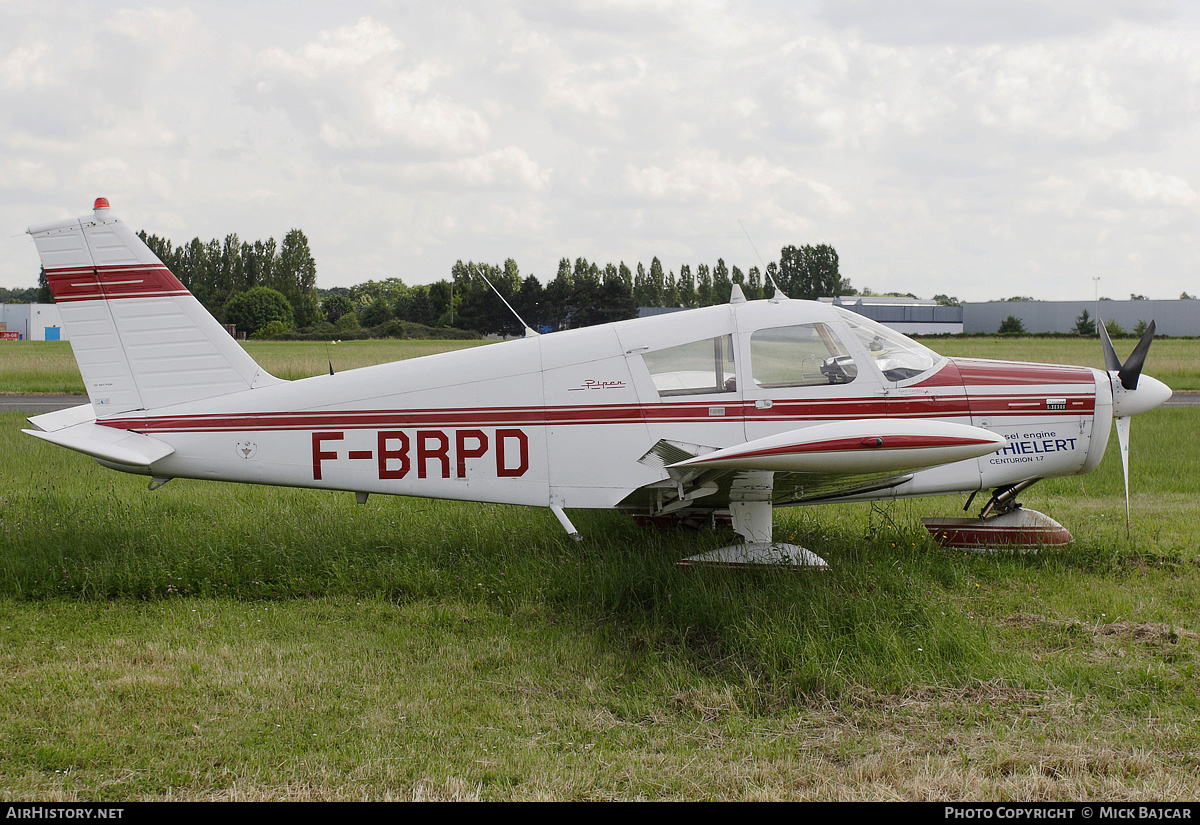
1098, 319, 1172, 533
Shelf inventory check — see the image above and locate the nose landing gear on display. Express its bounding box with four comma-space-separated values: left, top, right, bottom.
920, 479, 1073, 551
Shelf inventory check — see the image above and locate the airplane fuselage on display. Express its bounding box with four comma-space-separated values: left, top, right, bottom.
77, 299, 1112, 515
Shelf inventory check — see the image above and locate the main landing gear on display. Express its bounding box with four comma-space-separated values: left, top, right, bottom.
675, 472, 829, 569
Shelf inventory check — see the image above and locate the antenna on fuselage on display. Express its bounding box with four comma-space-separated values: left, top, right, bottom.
738, 218, 787, 301
475, 269, 539, 338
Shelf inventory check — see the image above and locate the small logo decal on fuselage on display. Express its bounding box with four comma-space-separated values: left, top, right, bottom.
568, 379, 628, 392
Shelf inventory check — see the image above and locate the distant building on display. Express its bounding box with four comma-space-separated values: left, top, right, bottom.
962, 300, 1200, 336
0, 303, 67, 341
638, 296, 1200, 338
638, 296, 965, 335
822, 296, 964, 335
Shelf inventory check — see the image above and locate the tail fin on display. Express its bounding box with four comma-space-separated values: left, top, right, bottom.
27, 198, 282, 417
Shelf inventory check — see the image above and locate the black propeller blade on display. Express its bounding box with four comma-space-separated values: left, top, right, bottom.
1099, 318, 1156, 390
1098, 317, 1162, 536
1118, 320, 1156, 390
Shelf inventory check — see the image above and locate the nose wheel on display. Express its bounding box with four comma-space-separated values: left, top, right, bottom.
922, 479, 1072, 551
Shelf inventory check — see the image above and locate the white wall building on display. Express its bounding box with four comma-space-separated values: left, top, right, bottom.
0, 303, 67, 341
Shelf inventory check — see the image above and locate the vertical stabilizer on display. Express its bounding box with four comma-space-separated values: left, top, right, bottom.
27, 199, 282, 416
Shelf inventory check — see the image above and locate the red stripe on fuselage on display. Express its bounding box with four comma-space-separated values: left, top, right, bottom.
96, 393, 1094, 435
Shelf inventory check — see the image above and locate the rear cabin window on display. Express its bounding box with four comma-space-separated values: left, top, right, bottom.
750, 323, 858, 387
641, 335, 737, 396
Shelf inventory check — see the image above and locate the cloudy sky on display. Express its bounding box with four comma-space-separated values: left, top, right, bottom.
3, 0, 1199, 302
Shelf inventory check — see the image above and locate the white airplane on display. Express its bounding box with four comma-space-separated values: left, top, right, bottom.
23, 199, 1173, 567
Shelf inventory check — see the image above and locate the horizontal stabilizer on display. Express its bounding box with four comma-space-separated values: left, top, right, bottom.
23, 421, 175, 467
669, 419, 1006, 475
26, 403, 97, 433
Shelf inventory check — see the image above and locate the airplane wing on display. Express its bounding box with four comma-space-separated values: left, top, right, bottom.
619, 418, 1006, 514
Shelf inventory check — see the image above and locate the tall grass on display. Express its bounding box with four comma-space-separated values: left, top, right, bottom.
0, 341, 87, 393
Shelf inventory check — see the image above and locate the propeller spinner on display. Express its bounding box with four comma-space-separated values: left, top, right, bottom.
1098, 320, 1173, 532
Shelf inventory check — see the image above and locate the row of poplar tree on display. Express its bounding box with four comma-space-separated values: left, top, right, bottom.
36, 228, 853, 337
333, 244, 852, 338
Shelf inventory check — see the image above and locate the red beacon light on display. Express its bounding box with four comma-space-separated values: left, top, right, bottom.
93, 197, 111, 221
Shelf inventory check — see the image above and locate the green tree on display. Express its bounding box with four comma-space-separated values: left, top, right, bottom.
764, 262, 781, 298
542, 258, 575, 329
998, 315, 1026, 334
0, 284, 39, 303
321, 294, 355, 324
276, 229, 320, 327
712, 258, 731, 303
428, 281, 453, 325
223, 287, 294, 336
1104, 318, 1126, 338
515, 276, 544, 331
695, 263, 713, 306
676, 264, 695, 307
1073, 309, 1095, 336
745, 266, 763, 301
241, 238, 277, 292
359, 296, 393, 328
778, 244, 840, 300
251, 319, 291, 340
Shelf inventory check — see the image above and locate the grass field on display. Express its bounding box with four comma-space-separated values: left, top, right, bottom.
1, 338, 1198, 800
0, 339, 491, 393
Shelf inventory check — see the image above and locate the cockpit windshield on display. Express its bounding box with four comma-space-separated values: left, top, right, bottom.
833, 306, 943, 383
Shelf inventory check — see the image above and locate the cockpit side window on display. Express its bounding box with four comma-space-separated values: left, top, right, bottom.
641, 335, 737, 396
750, 323, 858, 387
833, 307, 942, 382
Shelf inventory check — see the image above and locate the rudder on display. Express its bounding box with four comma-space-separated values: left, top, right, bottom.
27, 198, 282, 416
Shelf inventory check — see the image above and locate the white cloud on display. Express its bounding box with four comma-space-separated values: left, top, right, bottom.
0, 41, 54, 89
3, 3, 1200, 302
259, 17, 402, 80
1100, 167, 1200, 207
257, 17, 490, 155
623, 151, 852, 218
